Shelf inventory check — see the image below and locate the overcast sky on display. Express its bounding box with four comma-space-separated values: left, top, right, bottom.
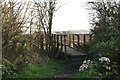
52, 0, 91, 31
19, 0, 92, 31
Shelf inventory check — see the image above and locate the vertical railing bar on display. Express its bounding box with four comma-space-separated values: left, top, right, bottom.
54, 34, 56, 47
57, 35, 59, 50
40, 35, 43, 51
77, 34, 79, 47
69, 34, 71, 47
83, 34, 86, 47
73, 35, 74, 48
64, 35, 66, 52
61, 35, 63, 51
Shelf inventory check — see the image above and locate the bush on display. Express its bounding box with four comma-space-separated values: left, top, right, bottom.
88, 0, 120, 64
2, 58, 17, 78
25, 50, 49, 65
90, 36, 120, 64
78, 57, 119, 79
88, 57, 118, 79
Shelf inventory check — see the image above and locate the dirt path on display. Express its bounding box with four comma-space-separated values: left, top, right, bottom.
53, 67, 78, 78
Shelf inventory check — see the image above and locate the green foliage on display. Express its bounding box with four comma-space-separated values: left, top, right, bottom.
90, 37, 120, 62
73, 58, 119, 79
89, 60, 118, 78
88, 1, 120, 70
8, 59, 72, 78
2, 58, 17, 78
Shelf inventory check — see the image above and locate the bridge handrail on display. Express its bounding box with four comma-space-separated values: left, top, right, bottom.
52, 33, 94, 52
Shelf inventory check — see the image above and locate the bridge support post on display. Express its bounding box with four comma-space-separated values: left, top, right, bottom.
64, 35, 66, 52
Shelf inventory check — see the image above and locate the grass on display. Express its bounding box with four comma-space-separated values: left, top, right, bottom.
9, 59, 72, 78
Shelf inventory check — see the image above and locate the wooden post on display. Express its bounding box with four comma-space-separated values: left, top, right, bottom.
52, 34, 54, 46
54, 34, 56, 47
64, 35, 66, 52
83, 34, 86, 47
61, 35, 63, 51
53, 34, 56, 48
77, 34, 80, 47
57, 35, 59, 50
40, 35, 43, 50
51, 34, 54, 49
69, 34, 71, 47
73, 35, 74, 47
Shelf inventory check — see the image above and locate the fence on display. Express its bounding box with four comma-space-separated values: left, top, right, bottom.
52, 34, 94, 52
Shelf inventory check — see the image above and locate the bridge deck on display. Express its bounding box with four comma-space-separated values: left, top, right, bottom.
63, 46, 86, 56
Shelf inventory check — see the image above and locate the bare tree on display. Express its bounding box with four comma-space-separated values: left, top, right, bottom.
2, 0, 30, 53
33, 0, 57, 52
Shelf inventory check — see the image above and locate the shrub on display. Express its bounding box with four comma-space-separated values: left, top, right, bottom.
88, 0, 120, 67
82, 57, 119, 78
78, 57, 119, 78
2, 58, 17, 78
